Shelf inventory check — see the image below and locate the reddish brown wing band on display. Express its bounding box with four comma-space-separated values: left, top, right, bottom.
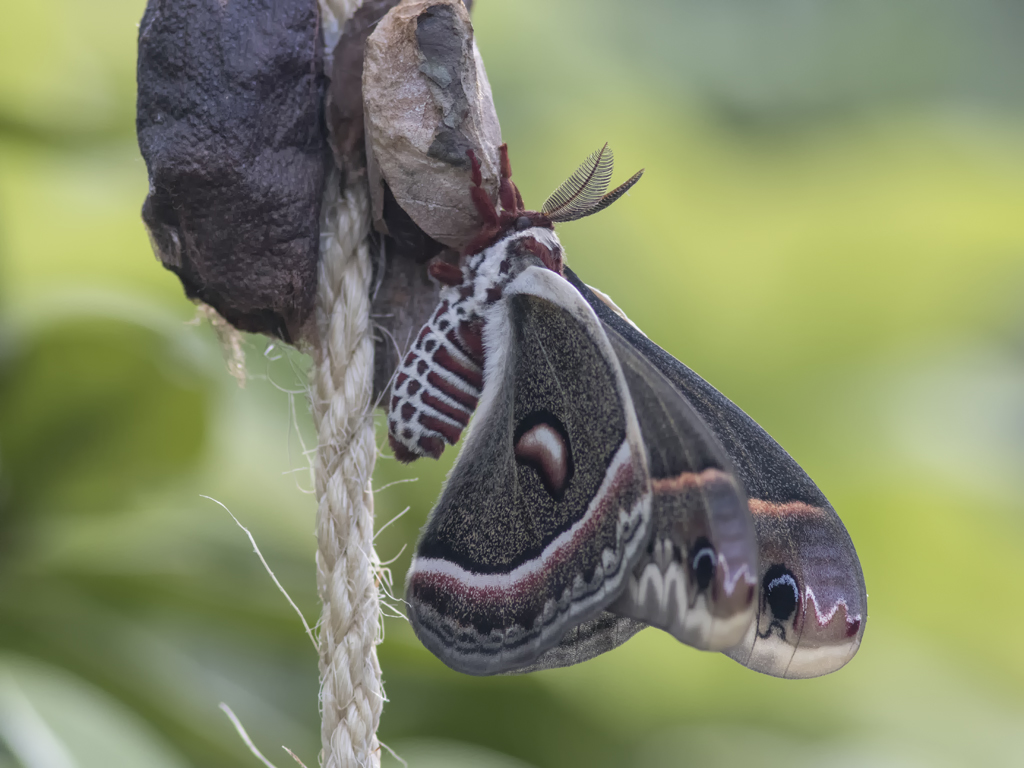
566, 267, 867, 679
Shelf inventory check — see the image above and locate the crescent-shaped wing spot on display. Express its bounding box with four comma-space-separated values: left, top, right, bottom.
514, 413, 574, 499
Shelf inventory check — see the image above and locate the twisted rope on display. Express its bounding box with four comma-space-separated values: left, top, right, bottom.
312, 0, 383, 743
312, 172, 381, 768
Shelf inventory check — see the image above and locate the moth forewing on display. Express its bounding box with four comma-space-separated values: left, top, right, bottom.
404, 261, 656, 675
511, 613, 649, 673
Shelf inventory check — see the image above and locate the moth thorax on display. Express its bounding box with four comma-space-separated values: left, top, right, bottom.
501, 227, 564, 276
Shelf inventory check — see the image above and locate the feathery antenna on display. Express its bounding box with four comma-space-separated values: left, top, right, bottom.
542, 144, 643, 223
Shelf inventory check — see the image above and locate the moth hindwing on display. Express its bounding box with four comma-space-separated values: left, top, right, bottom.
566, 268, 867, 679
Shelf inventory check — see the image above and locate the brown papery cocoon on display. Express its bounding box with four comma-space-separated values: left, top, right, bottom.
363, 0, 502, 251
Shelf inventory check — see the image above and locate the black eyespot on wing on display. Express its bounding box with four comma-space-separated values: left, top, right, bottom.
690, 537, 716, 592
762, 564, 799, 622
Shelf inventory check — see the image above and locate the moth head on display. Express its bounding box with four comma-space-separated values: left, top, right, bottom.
462, 144, 644, 262
463, 144, 554, 258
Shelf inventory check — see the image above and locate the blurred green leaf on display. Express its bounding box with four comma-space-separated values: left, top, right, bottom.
0, 653, 188, 768
0, 0, 145, 142
478, 0, 1024, 130
0, 315, 208, 525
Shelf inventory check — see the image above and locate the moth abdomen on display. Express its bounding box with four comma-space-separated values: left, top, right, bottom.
388, 293, 485, 461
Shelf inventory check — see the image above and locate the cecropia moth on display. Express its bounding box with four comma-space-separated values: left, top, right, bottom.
387, 143, 866, 678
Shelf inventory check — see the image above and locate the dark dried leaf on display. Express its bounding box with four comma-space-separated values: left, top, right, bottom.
136, 0, 327, 343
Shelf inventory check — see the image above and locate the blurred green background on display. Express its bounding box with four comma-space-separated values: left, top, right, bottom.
1, 0, 1023, 766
